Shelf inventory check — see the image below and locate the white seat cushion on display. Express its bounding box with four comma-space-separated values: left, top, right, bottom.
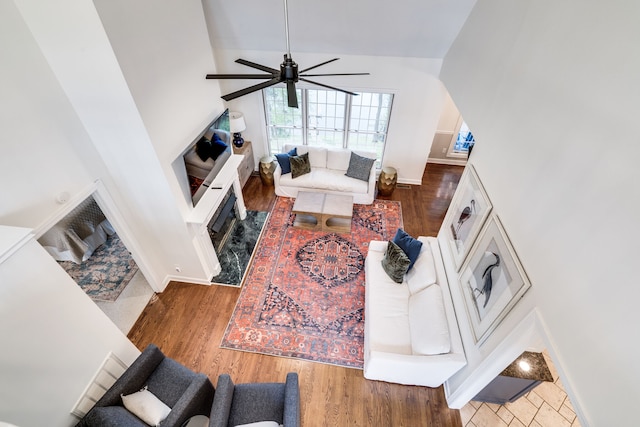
408, 284, 451, 355
279, 168, 369, 194
365, 246, 412, 354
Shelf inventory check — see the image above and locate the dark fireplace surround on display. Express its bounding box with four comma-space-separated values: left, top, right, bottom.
207, 187, 237, 253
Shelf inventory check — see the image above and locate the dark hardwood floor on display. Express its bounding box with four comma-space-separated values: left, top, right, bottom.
128, 163, 464, 426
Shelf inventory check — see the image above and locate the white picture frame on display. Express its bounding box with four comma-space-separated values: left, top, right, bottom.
443, 165, 492, 271
459, 215, 532, 345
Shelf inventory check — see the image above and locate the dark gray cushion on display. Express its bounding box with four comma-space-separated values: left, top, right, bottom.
84, 406, 147, 426
381, 241, 411, 283
345, 152, 375, 181
290, 152, 311, 178
209, 373, 301, 427
228, 383, 286, 426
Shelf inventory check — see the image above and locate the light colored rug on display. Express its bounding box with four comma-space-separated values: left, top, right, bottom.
59, 233, 138, 302
221, 197, 403, 368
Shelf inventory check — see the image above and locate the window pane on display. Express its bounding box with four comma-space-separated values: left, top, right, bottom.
454, 121, 475, 153
348, 92, 393, 164
307, 89, 346, 148
307, 129, 344, 148
268, 127, 304, 153
347, 132, 385, 167
264, 87, 303, 153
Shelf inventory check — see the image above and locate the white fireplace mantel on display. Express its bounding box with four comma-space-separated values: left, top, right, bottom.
186, 154, 247, 281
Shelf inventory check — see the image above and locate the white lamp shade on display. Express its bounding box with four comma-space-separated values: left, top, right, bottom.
229, 111, 246, 133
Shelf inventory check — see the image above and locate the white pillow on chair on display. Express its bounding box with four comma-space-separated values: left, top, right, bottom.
121, 386, 171, 426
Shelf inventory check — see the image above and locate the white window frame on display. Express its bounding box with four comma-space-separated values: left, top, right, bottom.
263, 87, 393, 167
447, 115, 474, 158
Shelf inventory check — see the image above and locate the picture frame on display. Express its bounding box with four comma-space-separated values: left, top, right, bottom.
459, 215, 531, 345
443, 165, 492, 271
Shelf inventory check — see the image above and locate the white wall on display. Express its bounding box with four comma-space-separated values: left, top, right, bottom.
0, 0, 102, 227
9, 0, 227, 287
429, 89, 468, 165
0, 227, 139, 426
209, 48, 446, 184
93, 0, 225, 166
440, 0, 640, 425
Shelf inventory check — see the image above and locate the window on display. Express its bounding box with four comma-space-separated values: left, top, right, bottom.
263, 87, 393, 166
451, 120, 475, 154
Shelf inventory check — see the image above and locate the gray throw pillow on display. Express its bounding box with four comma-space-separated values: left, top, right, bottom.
345, 152, 375, 181
290, 152, 311, 178
381, 241, 411, 283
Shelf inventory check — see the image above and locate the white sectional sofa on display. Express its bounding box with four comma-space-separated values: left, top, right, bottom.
364, 236, 467, 387
273, 144, 377, 205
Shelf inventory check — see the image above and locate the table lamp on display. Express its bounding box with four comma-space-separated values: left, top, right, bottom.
229, 111, 246, 148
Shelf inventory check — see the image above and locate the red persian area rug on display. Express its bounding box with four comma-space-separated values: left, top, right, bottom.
221, 197, 403, 368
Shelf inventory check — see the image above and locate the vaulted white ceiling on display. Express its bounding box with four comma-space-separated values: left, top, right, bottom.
203, 0, 477, 59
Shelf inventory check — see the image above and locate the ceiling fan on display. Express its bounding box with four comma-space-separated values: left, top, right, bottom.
205, 0, 369, 108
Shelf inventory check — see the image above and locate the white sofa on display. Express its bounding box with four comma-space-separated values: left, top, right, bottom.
364, 236, 466, 387
274, 144, 376, 204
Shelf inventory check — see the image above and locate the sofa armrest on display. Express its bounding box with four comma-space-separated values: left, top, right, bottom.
367, 162, 376, 197
209, 374, 234, 427
163, 373, 214, 427
364, 350, 466, 388
283, 373, 301, 427
273, 162, 282, 185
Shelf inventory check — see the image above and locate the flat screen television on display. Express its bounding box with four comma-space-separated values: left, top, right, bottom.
180, 109, 231, 207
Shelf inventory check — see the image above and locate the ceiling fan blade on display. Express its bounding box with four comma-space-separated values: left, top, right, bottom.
299, 78, 359, 96
299, 73, 370, 77
235, 58, 280, 74
206, 73, 277, 79
287, 81, 298, 108
221, 77, 281, 102
299, 58, 340, 74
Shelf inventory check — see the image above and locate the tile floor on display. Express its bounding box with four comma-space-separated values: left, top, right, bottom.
460, 350, 582, 427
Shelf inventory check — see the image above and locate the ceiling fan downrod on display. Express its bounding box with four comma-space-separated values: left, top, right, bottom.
283, 0, 292, 60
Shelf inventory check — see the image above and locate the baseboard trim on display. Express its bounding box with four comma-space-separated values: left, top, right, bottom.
428, 158, 468, 166
397, 178, 422, 186
163, 274, 211, 288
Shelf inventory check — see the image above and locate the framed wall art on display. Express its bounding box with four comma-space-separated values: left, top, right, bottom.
443, 165, 492, 271
459, 215, 531, 345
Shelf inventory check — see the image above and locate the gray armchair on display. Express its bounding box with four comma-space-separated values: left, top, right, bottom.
209, 373, 300, 427
75, 344, 214, 427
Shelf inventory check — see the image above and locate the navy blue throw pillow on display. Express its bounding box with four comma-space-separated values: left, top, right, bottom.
209, 133, 228, 160
392, 228, 423, 271
195, 137, 212, 161
275, 147, 297, 174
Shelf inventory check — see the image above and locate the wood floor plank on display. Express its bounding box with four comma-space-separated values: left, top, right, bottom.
128, 164, 464, 426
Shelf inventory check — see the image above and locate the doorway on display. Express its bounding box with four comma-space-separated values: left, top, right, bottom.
36, 187, 154, 334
